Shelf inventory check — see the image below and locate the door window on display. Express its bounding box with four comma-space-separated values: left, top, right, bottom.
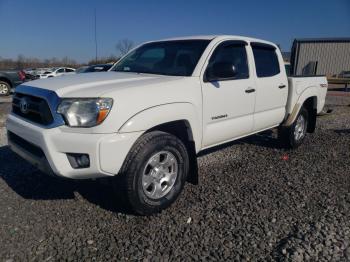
207, 42, 249, 80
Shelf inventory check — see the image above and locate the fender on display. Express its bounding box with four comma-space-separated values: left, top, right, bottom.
118, 102, 202, 152
283, 85, 318, 126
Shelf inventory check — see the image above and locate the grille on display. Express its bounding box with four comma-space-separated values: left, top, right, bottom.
12, 93, 54, 125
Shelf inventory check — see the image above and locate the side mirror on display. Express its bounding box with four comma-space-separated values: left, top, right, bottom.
205, 62, 237, 82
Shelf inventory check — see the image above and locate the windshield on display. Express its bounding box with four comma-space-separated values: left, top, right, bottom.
112, 40, 210, 76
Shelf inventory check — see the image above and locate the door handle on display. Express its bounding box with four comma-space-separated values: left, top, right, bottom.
278, 84, 286, 89
245, 88, 255, 93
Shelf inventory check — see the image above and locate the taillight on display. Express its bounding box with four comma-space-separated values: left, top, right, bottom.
18, 71, 26, 81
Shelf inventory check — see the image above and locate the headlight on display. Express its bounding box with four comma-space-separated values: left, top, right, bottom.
57, 98, 113, 127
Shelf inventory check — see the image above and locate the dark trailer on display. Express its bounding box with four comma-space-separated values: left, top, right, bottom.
290, 38, 350, 76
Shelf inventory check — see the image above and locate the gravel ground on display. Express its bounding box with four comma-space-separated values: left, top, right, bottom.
0, 94, 349, 261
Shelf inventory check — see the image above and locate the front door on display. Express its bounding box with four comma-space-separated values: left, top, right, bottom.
201, 41, 256, 148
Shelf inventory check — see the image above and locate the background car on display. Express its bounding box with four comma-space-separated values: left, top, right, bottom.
338, 70, 350, 78
0, 69, 26, 96
33, 68, 52, 78
39, 67, 76, 78
75, 66, 89, 74
24, 72, 40, 80
76, 64, 114, 73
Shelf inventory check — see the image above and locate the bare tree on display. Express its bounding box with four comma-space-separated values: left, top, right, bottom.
62, 56, 69, 66
116, 39, 134, 56
16, 54, 25, 69
0, 55, 80, 70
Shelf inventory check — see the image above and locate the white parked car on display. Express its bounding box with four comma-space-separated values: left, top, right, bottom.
32, 68, 51, 78
7, 35, 327, 215
39, 67, 76, 78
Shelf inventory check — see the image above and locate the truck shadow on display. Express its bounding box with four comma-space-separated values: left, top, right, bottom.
0, 130, 281, 214
0, 146, 132, 214
198, 129, 282, 156
240, 130, 282, 149
334, 129, 350, 134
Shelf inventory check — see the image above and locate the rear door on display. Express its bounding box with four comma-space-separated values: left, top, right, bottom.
201, 41, 256, 148
251, 43, 288, 131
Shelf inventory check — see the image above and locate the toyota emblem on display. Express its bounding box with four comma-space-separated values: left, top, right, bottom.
19, 97, 29, 114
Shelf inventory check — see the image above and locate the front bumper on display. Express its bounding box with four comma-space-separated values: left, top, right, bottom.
6, 114, 142, 179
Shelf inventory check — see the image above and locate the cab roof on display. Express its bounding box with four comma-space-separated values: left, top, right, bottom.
155, 35, 277, 47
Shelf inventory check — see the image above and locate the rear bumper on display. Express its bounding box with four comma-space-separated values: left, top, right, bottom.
6, 114, 142, 179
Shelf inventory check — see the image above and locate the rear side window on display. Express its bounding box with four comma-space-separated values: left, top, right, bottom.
252, 45, 280, 77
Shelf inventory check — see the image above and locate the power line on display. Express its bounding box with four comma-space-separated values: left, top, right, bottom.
94, 8, 98, 62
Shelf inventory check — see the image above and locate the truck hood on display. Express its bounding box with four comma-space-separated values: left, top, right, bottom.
24, 72, 183, 97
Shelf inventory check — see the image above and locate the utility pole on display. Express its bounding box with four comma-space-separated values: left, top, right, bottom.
94, 8, 98, 63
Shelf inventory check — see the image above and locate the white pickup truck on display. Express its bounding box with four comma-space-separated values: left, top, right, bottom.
7, 35, 327, 215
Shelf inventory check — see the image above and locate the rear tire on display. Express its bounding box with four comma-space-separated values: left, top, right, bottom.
279, 107, 309, 149
115, 131, 189, 215
0, 81, 10, 96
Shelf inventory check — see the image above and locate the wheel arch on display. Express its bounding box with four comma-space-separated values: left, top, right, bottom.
0, 77, 12, 88
144, 120, 199, 185
118, 103, 202, 151
283, 86, 319, 131
119, 103, 201, 185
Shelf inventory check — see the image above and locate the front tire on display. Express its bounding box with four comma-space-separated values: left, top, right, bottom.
116, 131, 189, 215
0, 81, 11, 96
279, 107, 309, 149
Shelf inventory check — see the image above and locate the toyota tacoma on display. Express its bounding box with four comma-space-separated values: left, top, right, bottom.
6, 35, 327, 215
